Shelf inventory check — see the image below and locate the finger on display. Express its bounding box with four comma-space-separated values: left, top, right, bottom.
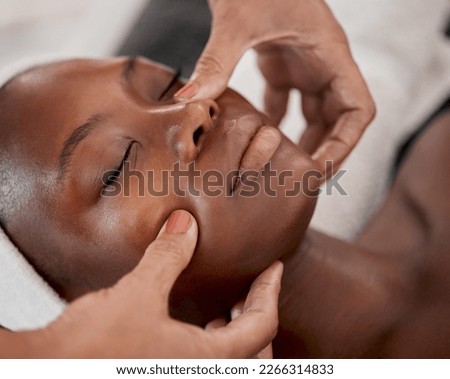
299, 94, 328, 154
264, 84, 289, 127
174, 27, 247, 101
311, 59, 376, 178
206, 261, 283, 358
298, 125, 326, 155
206, 301, 244, 332
230, 300, 245, 321
230, 300, 272, 359
205, 317, 227, 331
256, 343, 273, 359
312, 107, 375, 179
117, 210, 198, 302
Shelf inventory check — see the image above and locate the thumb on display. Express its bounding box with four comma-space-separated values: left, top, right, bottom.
207, 261, 283, 358
119, 210, 198, 301
175, 28, 246, 101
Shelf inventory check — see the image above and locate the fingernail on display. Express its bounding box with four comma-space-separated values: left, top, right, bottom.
272, 260, 284, 278
166, 210, 192, 234
231, 307, 242, 320
174, 81, 199, 99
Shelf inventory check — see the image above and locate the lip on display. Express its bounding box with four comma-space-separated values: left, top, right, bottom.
238, 125, 281, 169
202, 111, 277, 195
225, 114, 263, 192
233, 125, 281, 193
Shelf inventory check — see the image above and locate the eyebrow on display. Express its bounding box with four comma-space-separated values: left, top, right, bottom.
57, 113, 105, 181
57, 59, 135, 181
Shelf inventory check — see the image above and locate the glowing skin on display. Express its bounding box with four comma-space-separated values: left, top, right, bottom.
1, 57, 317, 325
1, 57, 449, 358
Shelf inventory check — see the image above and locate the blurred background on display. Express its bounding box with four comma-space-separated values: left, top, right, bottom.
0, 0, 147, 62
1, 0, 449, 238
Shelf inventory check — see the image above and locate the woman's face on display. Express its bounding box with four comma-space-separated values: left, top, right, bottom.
5, 57, 317, 319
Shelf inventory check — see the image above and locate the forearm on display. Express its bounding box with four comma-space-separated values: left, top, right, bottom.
276, 229, 414, 357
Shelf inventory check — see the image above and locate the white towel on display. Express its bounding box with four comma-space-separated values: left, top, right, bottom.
0, 227, 66, 331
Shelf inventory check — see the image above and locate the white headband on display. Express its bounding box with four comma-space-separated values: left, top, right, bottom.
0, 55, 70, 331
0, 227, 66, 331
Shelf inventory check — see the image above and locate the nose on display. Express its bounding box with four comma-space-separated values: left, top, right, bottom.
172, 99, 219, 162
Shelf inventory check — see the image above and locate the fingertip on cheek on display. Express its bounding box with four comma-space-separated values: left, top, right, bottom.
165, 210, 193, 234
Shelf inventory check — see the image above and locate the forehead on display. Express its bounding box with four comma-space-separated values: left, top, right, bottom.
3, 60, 136, 164
11, 57, 171, 87
6, 60, 116, 112
11, 59, 121, 97
3, 62, 111, 165
5, 57, 174, 122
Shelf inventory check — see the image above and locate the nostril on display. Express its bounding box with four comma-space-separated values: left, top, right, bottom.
193, 126, 203, 146
209, 102, 219, 119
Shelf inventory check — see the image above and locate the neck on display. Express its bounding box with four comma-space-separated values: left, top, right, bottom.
169, 275, 250, 326
274, 229, 409, 358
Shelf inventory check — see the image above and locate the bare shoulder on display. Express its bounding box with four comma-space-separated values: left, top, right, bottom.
358, 110, 450, 357
359, 110, 450, 253
398, 110, 450, 224
275, 110, 450, 358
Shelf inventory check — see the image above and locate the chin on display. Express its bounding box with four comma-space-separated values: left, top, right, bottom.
171, 136, 318, 325
168, 195, 316, 326
169, 175, 317, 326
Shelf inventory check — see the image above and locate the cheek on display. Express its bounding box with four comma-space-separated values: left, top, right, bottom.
192, 194, 312, 280
79, 196, 174, 289
106, 197, 174, 258
71, 205, 146, 291
180, 139, 317, 286
105, 183, 196, 254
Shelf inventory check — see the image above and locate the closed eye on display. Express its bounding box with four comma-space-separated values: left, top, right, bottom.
158, 70, 181, 101
102, 141, 134, 191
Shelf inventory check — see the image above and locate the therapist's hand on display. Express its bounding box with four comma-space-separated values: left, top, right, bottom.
175, 0, 375, 177
2, 210, 282, 358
